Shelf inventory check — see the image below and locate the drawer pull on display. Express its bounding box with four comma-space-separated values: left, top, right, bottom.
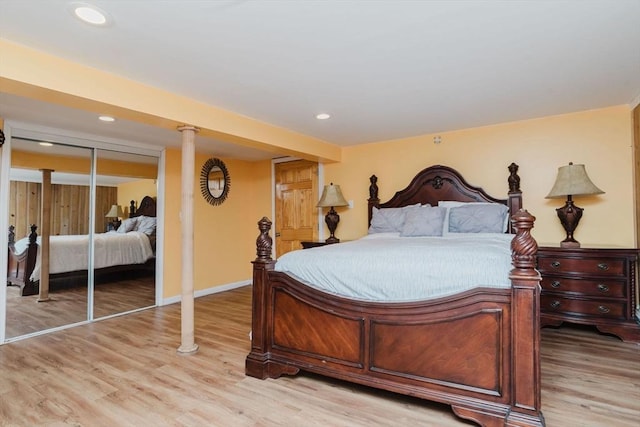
597, 263, 609, 271
597, 284, 609, 293
551, 281, 561, 288
550, 300, 561, 309
598, 305, 610, 314
551, 261, 561, 268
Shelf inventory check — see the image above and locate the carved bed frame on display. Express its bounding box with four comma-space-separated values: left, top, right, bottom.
246, 164, 544, 426
7, 196, 157, 297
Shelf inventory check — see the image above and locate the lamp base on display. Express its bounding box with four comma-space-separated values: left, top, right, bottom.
560, 239, 580, 249
324, 207, 341, 244
556, 196, 583, 250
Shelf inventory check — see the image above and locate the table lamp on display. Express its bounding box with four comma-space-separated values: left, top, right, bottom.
106, 204, 124, 231
317, 183, 349, 244
546, 162, 604, 248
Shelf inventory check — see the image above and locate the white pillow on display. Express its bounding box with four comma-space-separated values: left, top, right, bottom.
400, 206, 446, 237
135, 215, 157, 235
438, 201, 509, 234
369, 204, 421, 234
117, 217, 138, 233
448, 204, 509, 233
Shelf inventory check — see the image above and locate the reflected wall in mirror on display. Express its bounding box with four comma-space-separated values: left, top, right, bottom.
200, 158, 230, 206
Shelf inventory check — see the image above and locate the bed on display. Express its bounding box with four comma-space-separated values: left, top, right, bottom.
245, 164, 544, 427
7, 196, 157, 297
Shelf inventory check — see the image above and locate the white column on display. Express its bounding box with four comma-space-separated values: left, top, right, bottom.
37, 168, 53, 302
176, 125, 199, 354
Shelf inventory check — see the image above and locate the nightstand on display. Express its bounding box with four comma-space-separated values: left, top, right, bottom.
301, 240, 338, 249
536, 245, 640, 343
106, 221, 121, 232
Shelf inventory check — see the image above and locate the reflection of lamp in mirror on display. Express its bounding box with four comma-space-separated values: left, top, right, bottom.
546, 162, 604, 248
105, 204, 124, 231
317, 183, 349, 244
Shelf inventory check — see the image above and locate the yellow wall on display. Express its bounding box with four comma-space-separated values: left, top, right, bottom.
325, 105, 636, 248
12, 149, 91, 173
13, 149, 158, 179
162, 149, 271, 298
97, 158, 157, 179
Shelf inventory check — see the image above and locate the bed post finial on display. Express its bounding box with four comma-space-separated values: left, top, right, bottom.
507, 163, 523, 232
368, 175, 380, 227
8, 225, 15, 246
510, 209, 538, 272
28, 224, 38, 245
508, 162, 521, 193
368, 175, 379, 201
256, 217, 273, 261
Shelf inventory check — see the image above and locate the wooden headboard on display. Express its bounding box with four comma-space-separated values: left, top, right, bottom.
367, 163, 522, 233
129, 196, 157, 218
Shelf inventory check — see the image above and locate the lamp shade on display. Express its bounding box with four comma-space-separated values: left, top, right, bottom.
317, 183, 349, 207
546, 163, 604, 199
105, 204, 124, 218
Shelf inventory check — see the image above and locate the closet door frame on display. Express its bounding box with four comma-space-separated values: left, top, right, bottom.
0, 121, 165, 343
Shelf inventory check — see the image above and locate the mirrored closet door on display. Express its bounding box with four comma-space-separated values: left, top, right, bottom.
6, 139, 91, 338
92, 149, 158, 319
5, 140, 160, 340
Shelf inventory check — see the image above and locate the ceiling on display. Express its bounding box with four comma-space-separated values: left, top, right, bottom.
1, 0, 639, 160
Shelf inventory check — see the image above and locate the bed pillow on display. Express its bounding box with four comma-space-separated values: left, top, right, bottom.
439, 201, 509, 234
117, 217, 138, 233
369, 205, 421, 234
135, 215, 157, 235
400, 206, 446, 237
448, 203, 509, 234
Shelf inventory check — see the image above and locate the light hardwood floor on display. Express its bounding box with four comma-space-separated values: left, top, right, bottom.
1, 286, 638, 426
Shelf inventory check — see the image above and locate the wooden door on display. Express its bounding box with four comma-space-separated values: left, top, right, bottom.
275, 160, 318, 257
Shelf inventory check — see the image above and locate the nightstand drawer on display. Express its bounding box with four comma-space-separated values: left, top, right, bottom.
537, 257, 625, 277
540, 277, 626, 298
541, 295, 626, 320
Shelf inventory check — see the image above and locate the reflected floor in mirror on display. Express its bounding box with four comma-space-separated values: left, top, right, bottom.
5, 275, 155, 338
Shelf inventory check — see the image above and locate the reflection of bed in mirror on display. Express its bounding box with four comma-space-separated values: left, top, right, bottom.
7, 196, 157, 297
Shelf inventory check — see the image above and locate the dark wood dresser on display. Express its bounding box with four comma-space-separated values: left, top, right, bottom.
301, 240, 332, 249
537, 245, 640, 343
301, 240, 346, 249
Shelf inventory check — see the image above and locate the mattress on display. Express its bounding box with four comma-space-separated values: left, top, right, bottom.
13, 231, 154, 281
274, 232, 514, 302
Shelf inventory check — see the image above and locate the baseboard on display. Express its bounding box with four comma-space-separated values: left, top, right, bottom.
161, 279, 251, 306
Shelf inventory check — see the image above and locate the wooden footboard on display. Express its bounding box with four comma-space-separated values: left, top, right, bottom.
246, 211, 544, 427
7, 225, 39, 296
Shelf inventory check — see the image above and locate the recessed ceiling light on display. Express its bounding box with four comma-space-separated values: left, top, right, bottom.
99, 115, 115, 122
39, 142, 53, 147
73, 4, 108, 25
316, 113, 331, 120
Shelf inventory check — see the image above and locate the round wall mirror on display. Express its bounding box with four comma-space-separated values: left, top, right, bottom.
200, 158, 230, 205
